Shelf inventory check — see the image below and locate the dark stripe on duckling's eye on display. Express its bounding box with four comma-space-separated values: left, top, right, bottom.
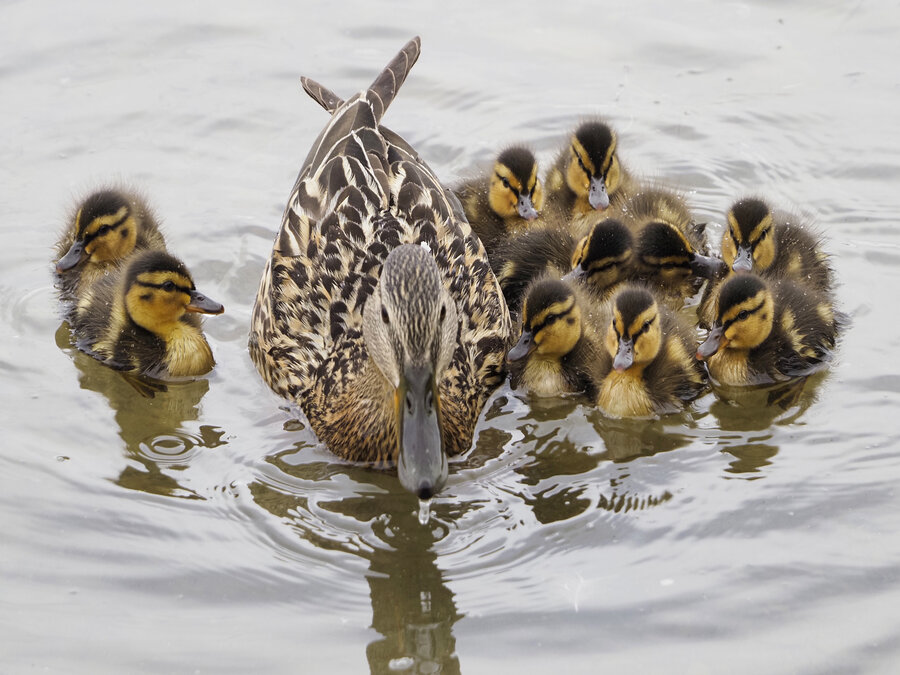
532, 310, 569, 335
751, 227, 770, 250
83, 212, 129, 244
573, 146, 590, 176
723, 299, 765, 329
729, 228, 740, 248
631, 315, 655, 339
496, 172, 519, 197
136, 280, 192, 294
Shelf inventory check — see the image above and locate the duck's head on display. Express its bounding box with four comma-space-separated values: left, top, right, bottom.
123, 251, 224, 336
362, 244, 459, 499
564, 218, 633, 290
57, 190, 147, 273
721, 198, 776, 273
605, 287, 661, 372
508, 279, 583, 363
696, 273, 774, 360
488, 146, 543, 222
636, 221, 725, 282
565, 121, 623, 211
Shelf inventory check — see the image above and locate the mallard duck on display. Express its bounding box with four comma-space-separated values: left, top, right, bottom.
249, 38, 511, 499
543, 120, 637, 222
696, 272, 841, 386
596, 285, 707, 417
493, 218, 634, 315
73, 249, 223, 378
618, 187, 725, 304
507, 278, 605, 398
453, 146, 543, 255
55, 188, 167, 301
699, 197, 834, 327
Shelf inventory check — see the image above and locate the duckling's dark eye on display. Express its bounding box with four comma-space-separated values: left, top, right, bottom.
162, 280, 176, 292
643, 320, 651, 332
758, 228, 769, 242
439, 304, 446, 323
381, 306, 389, 324
501, 177, 510, 189
98, 225, 111, 236
737, 310, 749, 321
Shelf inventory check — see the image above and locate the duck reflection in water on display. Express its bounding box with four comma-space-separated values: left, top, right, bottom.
253, 451, 462, 674
56, 322, 224, 499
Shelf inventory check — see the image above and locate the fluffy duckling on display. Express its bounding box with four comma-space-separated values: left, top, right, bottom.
493, 218, 633, 314
544, 120, 637, 222
699, 197, 834, 327
55, 189, 167, 301
596, 285, 707, 418
73, 250, 224, 379
454, 146, 543, 254
507, 278, 606, 398
619, 188, 725, 304
696, 273, 841, 386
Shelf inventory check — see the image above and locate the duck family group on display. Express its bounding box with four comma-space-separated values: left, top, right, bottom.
53, 37, 843, 499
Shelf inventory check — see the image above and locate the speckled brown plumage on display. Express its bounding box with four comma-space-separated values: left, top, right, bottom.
249, 37, 511, 465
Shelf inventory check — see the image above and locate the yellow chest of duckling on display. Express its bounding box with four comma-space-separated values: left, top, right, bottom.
708, 349, 750, 386
597, 370, 654, 418
162, 322, 214, 377
519, 357, 573, 397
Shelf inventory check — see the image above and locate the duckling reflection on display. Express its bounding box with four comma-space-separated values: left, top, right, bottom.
252, 449, 463, 674
56, 322, 221, 499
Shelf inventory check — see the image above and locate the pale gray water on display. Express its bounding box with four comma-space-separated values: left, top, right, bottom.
3, 1, 900, 673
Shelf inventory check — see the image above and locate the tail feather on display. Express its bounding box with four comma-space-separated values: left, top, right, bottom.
301, 77, 344, 113
366, 36, 421, 123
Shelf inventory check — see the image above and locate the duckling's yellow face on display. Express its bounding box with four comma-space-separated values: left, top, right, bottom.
569, 225, 633, 290
722, 206, 776, 273
605, 298, 661, 372
565, 133, 621, 209
124, 270, 201, 336
80, 205, 139, 265
717, 287, 774, 350
488, 160, 543, 221
509, 289, 582, 363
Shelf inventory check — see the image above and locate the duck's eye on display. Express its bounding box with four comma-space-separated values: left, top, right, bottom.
439, 304, 446, 323
405, 391, 414, 414
381, 306, 389, 324
643, 320, 651, 332
737, 310, 749, 321
98, 225, 111, 236
501, 177, 510, 189
162, 280, 176, 292
758, 228, 769, 242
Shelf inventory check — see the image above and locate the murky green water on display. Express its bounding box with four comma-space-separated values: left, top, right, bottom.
3, 2, 900, 673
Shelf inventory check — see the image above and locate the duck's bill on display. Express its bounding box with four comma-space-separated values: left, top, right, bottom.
732, 246, 754, 272
696, 325, 725, 360
396, 363, 448, 500
690, 252, 728, 280
507, 330, 535, 362
187, 290, 225, 315
561, 265, 586, 283
614, 336, 634, 371
588, 176, 610, 210
517, 194, 539, 221
56, 240, 87, 272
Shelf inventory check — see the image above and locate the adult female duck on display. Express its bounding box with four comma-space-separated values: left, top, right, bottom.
249, 38, 511, 499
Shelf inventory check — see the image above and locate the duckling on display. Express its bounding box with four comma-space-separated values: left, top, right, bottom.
699, 197, 834, 327
696, 272, 840, 386
493, 218, 634, 315
507, 278, 606, 398
73, 250, 223, 379
595, 285, 706, 418
543, 120, 638, 223
619, 188, 725, 304
454, 146, 543, 255
55, 188, 167, 301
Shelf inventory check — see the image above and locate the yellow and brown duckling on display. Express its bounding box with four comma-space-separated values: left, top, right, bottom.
619, 188, 725, 304
73, 250, 223, 379
544, 120, 637, 223
507, 278, 605, 398
55, 189, 167, 301
493, 218, 634, 315
699, 197, 834, 327
454, 146, 543, 255
596, 285, 707, 418
696, 272, 841, 386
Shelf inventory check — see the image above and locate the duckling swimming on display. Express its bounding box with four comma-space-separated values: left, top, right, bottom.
696, 272, 841, 386
454, 146, 543, 255
596, 285, 706, 418
699, 197, 834, 327
544, 120, 637, 222
507, 278, 605, 398
73, 250, 223, 379
55, 188, 167, 302
493, 218, 634, 314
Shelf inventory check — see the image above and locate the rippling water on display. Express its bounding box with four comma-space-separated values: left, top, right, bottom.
3, 1, 900, 673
